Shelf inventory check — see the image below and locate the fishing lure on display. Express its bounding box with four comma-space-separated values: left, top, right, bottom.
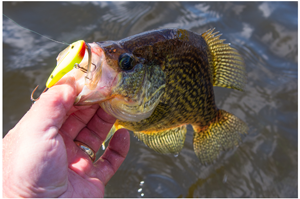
3, 14, 92, 101
31, 40, 92, 101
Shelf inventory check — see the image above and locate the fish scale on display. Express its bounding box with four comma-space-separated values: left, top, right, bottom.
117, 33, 217, 131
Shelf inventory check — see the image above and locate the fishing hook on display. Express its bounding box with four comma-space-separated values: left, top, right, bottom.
74, 62, 97, 74
85, 43, 93, 80
86, 42, 92, 73
31, 85, 48, 102
74, 63, 87, 73
74, 43, 94, 79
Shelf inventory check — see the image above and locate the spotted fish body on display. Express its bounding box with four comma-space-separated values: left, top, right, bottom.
116, 29, 215, 130
72, 28, 247, 164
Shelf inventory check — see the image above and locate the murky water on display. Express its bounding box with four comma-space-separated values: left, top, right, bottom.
3, 2, 297, 197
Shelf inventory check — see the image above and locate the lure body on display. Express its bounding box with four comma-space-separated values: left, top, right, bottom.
46, 40, 86, 88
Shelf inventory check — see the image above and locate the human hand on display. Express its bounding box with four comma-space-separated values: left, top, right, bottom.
3, 77, 130, 197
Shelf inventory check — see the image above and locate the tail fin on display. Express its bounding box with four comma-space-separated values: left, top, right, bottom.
202, 29, 246, 91
193, 109, 247, 165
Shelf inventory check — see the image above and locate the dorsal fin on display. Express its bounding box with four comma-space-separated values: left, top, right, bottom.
202, 28, 246, 91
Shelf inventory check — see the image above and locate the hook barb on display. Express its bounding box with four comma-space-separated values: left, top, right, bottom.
31, 85, 48, 102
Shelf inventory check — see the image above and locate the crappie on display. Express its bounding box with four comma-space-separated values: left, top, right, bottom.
67, 28, 247, 164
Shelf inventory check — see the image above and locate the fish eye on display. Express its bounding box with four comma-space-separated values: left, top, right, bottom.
118, 53, 134, 70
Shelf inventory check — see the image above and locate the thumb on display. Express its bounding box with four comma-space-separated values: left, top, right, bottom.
18, 77, 77, 138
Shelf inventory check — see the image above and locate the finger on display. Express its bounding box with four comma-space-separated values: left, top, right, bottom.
56, 75, 98, 117
59, 104, 99, 140
94, 129, 130, 185
74, 108, 116, 154
17, 77, 76, 138
57, 75, 101, 140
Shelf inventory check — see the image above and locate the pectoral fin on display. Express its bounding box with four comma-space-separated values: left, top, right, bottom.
102, 123, 123, 149
193, 110, 248, 164
134, 125, 187, 154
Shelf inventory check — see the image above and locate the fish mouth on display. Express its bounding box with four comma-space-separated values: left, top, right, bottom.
63, 42, 120, 106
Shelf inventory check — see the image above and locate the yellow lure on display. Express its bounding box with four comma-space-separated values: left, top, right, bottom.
46, 40, 86, 88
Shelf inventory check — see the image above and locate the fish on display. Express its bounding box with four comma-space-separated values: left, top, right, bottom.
59, 28, 248, 164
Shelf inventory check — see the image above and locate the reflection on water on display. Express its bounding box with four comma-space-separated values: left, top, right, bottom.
3, 2, 297, 197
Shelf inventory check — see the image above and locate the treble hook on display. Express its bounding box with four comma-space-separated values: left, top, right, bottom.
31, 85, 48, 102
74, 63, 87, 73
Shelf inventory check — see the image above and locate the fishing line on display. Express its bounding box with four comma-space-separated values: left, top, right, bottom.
3, 14, 70, 46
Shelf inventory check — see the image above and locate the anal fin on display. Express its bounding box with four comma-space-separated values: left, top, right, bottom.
134, 125, 187, 154
193, 110, 247, 164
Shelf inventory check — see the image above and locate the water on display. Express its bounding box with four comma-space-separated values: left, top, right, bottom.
3, 2, 297, 197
